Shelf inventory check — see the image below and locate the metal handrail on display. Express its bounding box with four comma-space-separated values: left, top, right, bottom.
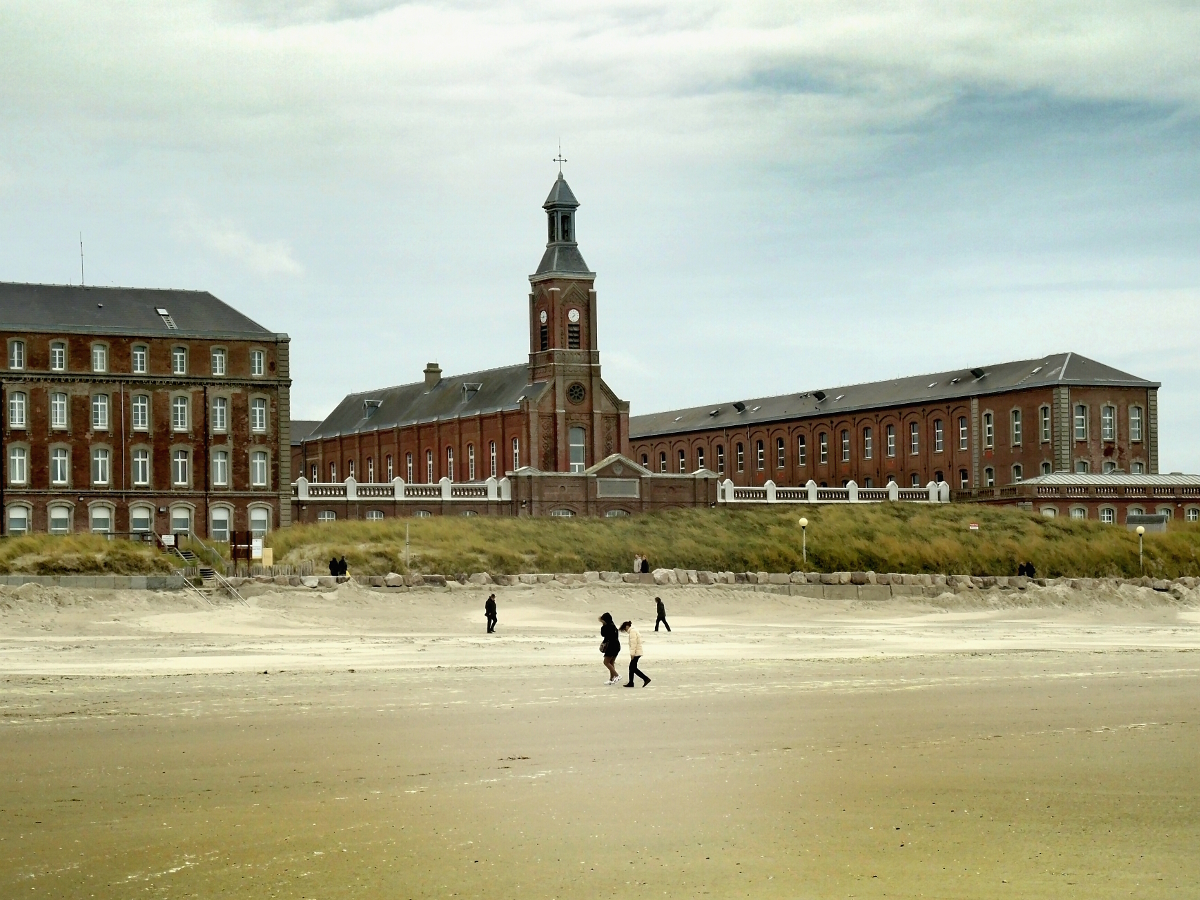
187, 534, 248, 605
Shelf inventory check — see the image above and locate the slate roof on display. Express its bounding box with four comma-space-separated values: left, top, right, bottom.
305, 363, 550, 440
630, 352, 1157, 439
290, 421, 323, 446
1018, 472, 1200, 487
535, 244, 593, 277
543, 174, 579, 208
0, 282, 280, 338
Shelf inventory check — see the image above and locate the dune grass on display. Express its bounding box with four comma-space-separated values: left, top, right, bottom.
0, 534, 174, 575
268, 505, 1200, 579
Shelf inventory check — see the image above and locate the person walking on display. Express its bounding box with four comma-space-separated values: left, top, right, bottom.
337, 556, 348, 577
599, 612, 621, 685
633, 553, 643, 574
654, 596, 671, 632
620, 620, 650, 687
328, 556, 339, 577
485, 593, 497, 634
640, 556, 650, 574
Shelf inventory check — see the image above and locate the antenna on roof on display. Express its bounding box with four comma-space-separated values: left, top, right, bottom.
79, 233, 85, 286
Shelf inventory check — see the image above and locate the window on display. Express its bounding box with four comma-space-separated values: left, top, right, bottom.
467, 444, 474, 481
569, 427, 586, 473
1012, 464, 1023, 482
512, 437, 520, 471
958, 416, 968, 451
387, 454, 394, 480
132, 394, 149, 431
8, 447, 28, 485
489, 442, 496, 478
368, 457, 375, 483
210, 508, 230, 542
250, 398, 267, 432
1130, 406, 1143, 442
641, 454, 648, 467
841, 430, 850, 463
92, 447, 111, 485
251, 451, 268, 487
1128, 507, 1144, 517
132, 344, 147, 374
172, 449, 190, 486
367, 510, 385, 521
1100, 507, 1115, 524
91, 344, 107, 373
983, 412, 994, 449
1186, 508, 1199, 523
348, 459, 354, 478
819, 433, 828, 464
90, 506, 113, 534
959, 469, 969, 489
406, 453, 413, 482
8, 391, 26, 428
659, 451, 667, 474
910, 473, 919, 487
251, 350, 265, 376
318, 511, 337, 523
1011, 409, 1021, 445
211, 348, 226, 376
426, 449, 434, 483
51, 392, 67, 429
1040, 405, 1051, 443
886, 425, 896, 457
933, 419, 943, 453
132, 449, 150, 486
172, 347, 187, 375
51, 448, 69, 485
567, 323, 580, 349
1041, 461, 1052, 475
1074, 404, 1087, 441
736, 443, 744, 472
7, 340, 24, 370
539, 324, 548, 351
697, 447, 705, 470
678, 448, 686, 473
445, 447, 453, 481
716, 444, 725, 474
774, 436, 785, 469
1075, 459, 1090, 474
170, 507, 191, 534
756, 440, 764, 471
7, 505, 29, 535
50, 342, 66, 371
1131, 462, 1144, 475
1070, 507, 1086, 520
172, 396, 189, 431
1099, 405, 1115, 442
797, 435, 806, 466
211, 397, 227, 432
984, 466, 994, 487
863, 428, 872, 460
909, 422, 919, 455
1103, 461, 1116, 474
213, 451, 229, 487
550, 509, 575, 517
92, 394, 109, 430
49, 505, 71, 534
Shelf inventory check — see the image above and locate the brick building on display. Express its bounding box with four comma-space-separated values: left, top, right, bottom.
956, 472, 1200, 523
630, 353, 1159, 490
1, 284, 291, 538
295, 173, 661, 520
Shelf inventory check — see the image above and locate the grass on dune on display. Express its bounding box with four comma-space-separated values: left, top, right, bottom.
268, 505, 1200, 579
0, 534, 174, 575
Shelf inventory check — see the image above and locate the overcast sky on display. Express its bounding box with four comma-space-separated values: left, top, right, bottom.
2, 1, 1198, 470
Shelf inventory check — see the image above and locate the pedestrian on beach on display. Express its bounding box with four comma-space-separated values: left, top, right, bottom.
485, 593, 497, 633
599, 612, 621, 685
640, 556, 650, 574
328, 556, 339, 577
338, 556, 348, 577
654, 596, 671, 632
620, 621, 650, 687
633, 553, 642, 574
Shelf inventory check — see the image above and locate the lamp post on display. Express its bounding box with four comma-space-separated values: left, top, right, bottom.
799, 517, 808, 565
1136, 524, 1145, 574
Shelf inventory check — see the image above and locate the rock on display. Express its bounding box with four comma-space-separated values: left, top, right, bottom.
696, 570, 714, 585
1152, 579, 1171, 592
756, 571, 770, 585
317, 576, 338, 588
584, 571, 600, 582
733, 572, 749, 584
673, 568, 689, 585
622, 573, 640, 583
536, 574, 553, 584
555, 574, 577, 585
789, 571, 806, 584
686, 570, 699, 585
454, 572, 469, 585
384, 573, 405, 587
301, 576, 320, 588
807, 572, 823, 584
980, 576, 996, 588
599, 571, 622, 583
874, 573, 891, 585
468, 572, 493, 585
369, 576, 385, 588
406, 573, 425, 587
993, 576, 1008, 588
254, 575, 273, 584
494, 574, 519, 586
652, 568, 675, 585
838, 572, 853, 585
1011, 575, 1028, 590
918, 574, 933, 587
900, 574, 916, 586
768, 573, 791, 585
518, 574, 537, 585
424, 574, 448, 587
850, 571, 868, 586
820, 573, 838, 585
931, 574, 946, 586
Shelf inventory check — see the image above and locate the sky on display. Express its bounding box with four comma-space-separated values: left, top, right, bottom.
1, 1, 1198, 470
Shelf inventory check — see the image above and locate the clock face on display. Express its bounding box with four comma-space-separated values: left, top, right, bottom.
539, 310, 547, 324
567, 308, 580, 323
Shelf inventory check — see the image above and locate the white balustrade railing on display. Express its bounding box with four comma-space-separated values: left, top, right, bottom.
293, 476, 511, 503
718, 479, 950, 505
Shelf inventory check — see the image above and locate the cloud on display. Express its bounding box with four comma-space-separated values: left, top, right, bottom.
180, 215, 304, 276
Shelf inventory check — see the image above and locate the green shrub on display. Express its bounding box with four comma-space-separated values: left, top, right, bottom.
0, 534, 174, 575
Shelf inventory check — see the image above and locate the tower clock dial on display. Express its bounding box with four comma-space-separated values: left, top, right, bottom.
539, 310, 547, 324
567, 308, 580, 323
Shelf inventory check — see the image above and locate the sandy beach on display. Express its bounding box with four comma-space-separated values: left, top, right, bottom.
2, 579, 1198, 898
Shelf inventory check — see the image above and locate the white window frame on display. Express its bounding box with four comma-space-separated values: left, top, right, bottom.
1100, 507, 1115, 524
446, 447, 454, 481
7, 340, 24, 370
984, 466, 994, 487
1040, 405, 1051, 443
736, 443, 744, 472
210, 506, 232, 542
171, 396, 189, 432
467, 444, 475, 481
172, 347, 188, 375
8, 446, 28, 485
426, 449, 434, 483
91, 447, 111, 486
1070, 507, 1087, 520
1074, 404, 1088, 441
886, 425, 896, 458
132, 394, 149, 431
92, 393, 109, 430
48, 504, 72, 534
1130, 406, 1143, 442
387, 454, 394, 480
659, 451, 667, 474
983, 412, 994, 449
172, 449, 190, 486
1101, 405, 1116, 442
934, 419, 943, 453
958, 416, 968, 451
367, 456, 375, 483
50, 447, 70, 485
909, 422, 919, 455
1011, 409, 1022, 446
1131, 462, 1145, 475
50, 341, 66, 371
8, 391, 26, 428
91, 343, 107, 373
512, 437, 520, 471
212, 450, 229, 487
251, 450, 268, 487
756, 440, 765, 471
90, 505, 114, 534
211, 396, 228, 433
211, 348, 227, 376
250, 398, 268, 433
863, 428, 872, 460
317, 511, 337, 523
819, 433, 828, 465
779, 436, 788, 468
1075, 459, 1090, 474
132, 344, 148, 374
132, 448, 150, 486
489, 441, 497, 478
250, 349, 265, 377
840, 430, 850, 463
797, 435, 806, 466
1012, 464, 1022, 482
697, 447, 705, 470
716, 444, 725, 474
678, 448, 686, 474
51, 392, 68, 429
406, 452, 413, 482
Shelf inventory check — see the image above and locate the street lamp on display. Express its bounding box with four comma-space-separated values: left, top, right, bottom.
1136, 524, 1145, 573
799, 517, 808, 565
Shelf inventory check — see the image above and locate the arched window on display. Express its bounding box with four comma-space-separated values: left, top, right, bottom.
715, 445, 724, 474
678, 448, 686, 473
211, 507, 231, 542
569, 428, 586, 473
934, 419, 944, 452
797, 435, 806, 466
489, 441, 497, 478
8, 391, 26, 428
1012, 464, 1023, 482
984, 466, 994, 487
819, 433, 828, 464
697, 446, 705, 470
659, 451, 667, 474
959, 469, 969, 489
736, 443, 744, 473
840, 430, 850, 463
777, 436, 786, 469
467, 444, 475, 481
756, 440, 765, 470
446, 447, 454, 481
426, 449, 434, 483
1101, 405, 1116, 441
863, 428, 872, 460
367, 457, 374, 483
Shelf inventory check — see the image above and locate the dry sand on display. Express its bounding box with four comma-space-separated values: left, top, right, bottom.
2, 580, 1198, 898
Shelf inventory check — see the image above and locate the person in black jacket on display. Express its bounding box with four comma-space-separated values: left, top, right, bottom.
599, 612, 621, 684
485, 594, 497, 633
337, 556, 348, 577
328, 556, 339, 577
654, 596, 671, 632
640, 557, 650, 574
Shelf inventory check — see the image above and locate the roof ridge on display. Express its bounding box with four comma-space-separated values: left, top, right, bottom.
337, 362, 535, 400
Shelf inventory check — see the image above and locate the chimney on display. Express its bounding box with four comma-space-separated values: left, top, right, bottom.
424, 362, 442, 389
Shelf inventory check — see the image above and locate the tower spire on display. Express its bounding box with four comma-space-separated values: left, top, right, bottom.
553, 140, 567, 175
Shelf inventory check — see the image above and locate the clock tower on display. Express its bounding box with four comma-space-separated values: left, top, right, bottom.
527, 172, 629, 472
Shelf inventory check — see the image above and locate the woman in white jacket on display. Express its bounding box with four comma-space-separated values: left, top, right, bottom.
619, 621, 651, 687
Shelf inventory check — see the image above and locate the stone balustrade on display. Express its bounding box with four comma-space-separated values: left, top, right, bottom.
718, 479, 950, 505
292, 476, 512, 503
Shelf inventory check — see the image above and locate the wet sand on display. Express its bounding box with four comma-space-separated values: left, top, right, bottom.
2, 581, 1198, 898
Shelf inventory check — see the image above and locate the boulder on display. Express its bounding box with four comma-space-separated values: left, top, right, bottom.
674, 568, 690, 585
931, 574, 946, 586
1011, 575, 1028, 590
454, 572, 469, 585
757, 571, 770, 585
696, 570, 714, 585
980, 576, 995, 588
384, 572, 405, 587
734, 572, 749, 584
993, 576, 1008, 589
301, 576, 320, 588
768, 573, 790, 585
807, 572, 823, 584
850, 571, 868, 586
369, 576, 385, 588
875, 573, 891, 585
406, 573, 425, 587
820, 573, 838, 585
317, 576, 338, 588
686, 569, 699, 585
468, 572, 494, 585
424, 574, 448, 587
622, 573, 640, 583
518, 574, 537, 585
494, 574, 519, 586
584, 571, 600, 582
536, 574, 553, 584
838, 572, 853, 585
789, 571, 807, 584
1152, 579, 1171, 592
599, 571, 623, 583
255, 575, 273, 584
652, 568, 676, 585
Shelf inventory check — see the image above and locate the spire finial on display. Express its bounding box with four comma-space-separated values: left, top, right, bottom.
553, 139, 567, 175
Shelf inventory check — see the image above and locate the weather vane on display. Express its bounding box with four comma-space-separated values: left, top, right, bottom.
553, 140, 567, 174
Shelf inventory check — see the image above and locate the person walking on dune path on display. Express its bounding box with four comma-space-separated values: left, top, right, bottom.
620, 620, 650, 687
599, 612, 621, 684
485, 593, 497, 634
654, 596, 671, 632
